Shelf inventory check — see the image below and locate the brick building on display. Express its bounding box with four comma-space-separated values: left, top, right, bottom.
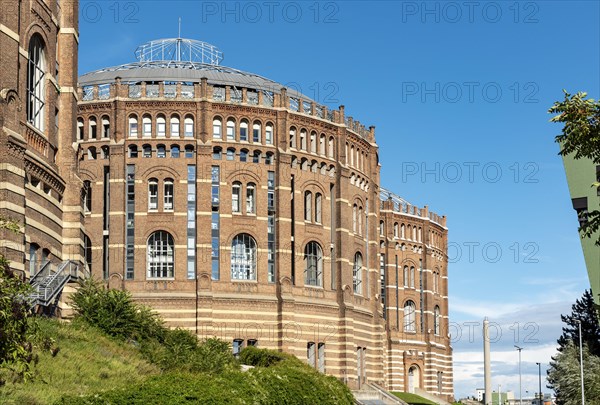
1, 11, 453, 399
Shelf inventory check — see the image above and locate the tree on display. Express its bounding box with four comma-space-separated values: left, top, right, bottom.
556, 289, 600, 357
548, 290, 600, 404
549, 91, 600, 243
0, 216, 37, 381
547, 341, 600, 405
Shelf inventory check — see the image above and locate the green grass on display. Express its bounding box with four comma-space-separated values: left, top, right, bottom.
0, 318, 159, 405
392, 392, 438, 405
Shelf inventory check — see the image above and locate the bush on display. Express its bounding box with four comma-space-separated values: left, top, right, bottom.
70, 278, 164, 342
239, 346, 289, 367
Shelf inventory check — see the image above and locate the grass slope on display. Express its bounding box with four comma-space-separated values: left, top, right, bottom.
392, 392, 438, 405
0, 318, 158, 405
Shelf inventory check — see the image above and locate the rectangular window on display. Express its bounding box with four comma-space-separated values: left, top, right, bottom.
211, 166, 220, 206
233, 339, 243, 358
267, 172, 275, 211
240, 126, 247, 141
103, 123, 110, 138
157, 122, 166, 137
90, 124, 97, 139
253, 128, 260, 143
171, 122, 179, 137
185, 123, 194, 137
318, 343, 325, 373
187, 166, 196, 279
143, 122, 151, 137
246, 186, 255, 214
266, 126, 273, 144
307, 342, 316, 368
227, 123, 235, 140
126, 165, 135, 280
212, 212, 220, 280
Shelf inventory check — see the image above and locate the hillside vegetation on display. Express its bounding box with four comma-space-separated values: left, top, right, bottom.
0, 279, 353, 404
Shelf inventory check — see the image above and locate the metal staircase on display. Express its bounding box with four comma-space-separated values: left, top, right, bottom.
29, 260, 86, 311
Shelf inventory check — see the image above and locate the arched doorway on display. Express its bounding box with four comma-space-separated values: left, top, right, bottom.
407, 365, 420, 393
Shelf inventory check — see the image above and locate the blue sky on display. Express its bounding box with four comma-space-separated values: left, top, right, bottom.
78, 1, 599, 399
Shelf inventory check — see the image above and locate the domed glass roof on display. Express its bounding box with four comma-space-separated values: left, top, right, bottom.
79, 38, 308, 100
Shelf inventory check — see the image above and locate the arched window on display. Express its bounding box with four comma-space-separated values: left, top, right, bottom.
29, 243, 39, 275
304, 191, 312, 221
350, 145, 354, 166
157, 144, 166, 158
143, 144, 152, 158
213, 117, 222, 139
226, 147, 235, 161
394, 223, 399, 238
148, 178, 158, 210
128, 144, 138, 158
265, 152, 273, 165
353, 252, 363, 294
380, 220, 384, 236
240, 120, 249, 141
410, 266, 415, 288
213, 146, 222, 160
102, 116, 110, 138
184, 144, 194, 158
27, 35, 46, 131
101, 145, 109, 159
83, 235, 92, 274
252, 150, 261, 163
252, 122, 261, 143
401, 224, 406, 239
232, 182, 241, 213
226, 119, 235, 140
300, 158, 308, 171
184, 116, 194, 137
300, 130, 307, 150
358, 207, 363, 236
328, 137, 334, 158
353, 204, 357, 233
289, 127, 297, 148
231, 234, 257, 280
319, 134, 326, 155
418, 227, 422, 242
156, 115, 166, 137
315, 193, 322, 223
403, 266, 409, 287
413, 226, 417, 241
170, 116, 180, 137
240, 149, 248, 162
304, 242, 323, 287
310, 131, 316, 153
89, 117, 97, 139
404, 300, 416, 332
265, 124, 273, 145
164, 179, 174, 210
246, 183, 256, 214
77, 118, 84, 140
142, 115, 152, 137
147, 231, 174, 278
87, 146, 96, 160
128, 115, 138, 137
170, 145, 180, 158
434, 305, 441, 335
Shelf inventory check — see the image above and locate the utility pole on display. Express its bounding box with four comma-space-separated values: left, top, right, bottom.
536, 362, 542, 405
515, 345, 523, 405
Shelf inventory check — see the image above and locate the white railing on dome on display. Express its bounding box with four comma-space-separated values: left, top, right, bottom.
135, 38, 224, 65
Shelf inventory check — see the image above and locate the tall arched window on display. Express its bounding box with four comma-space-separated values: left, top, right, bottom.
231, 234, 257, 280
213, 118, 222, 139
157, 115, 166, 137
358, 207, 363, 236
170, 116, 180, 137
77, 118, 84, 140
129, 116, 138, 137
328, 137, 334, 157
300, 130, 307, 150
410, 266, 415, 288
403, 265, 409, 287
353, 252, 363, 294
315, 193, 322, 223
304, 241, 323, 287
240, 120, 249, 141
29, 243, 39, 275
142, 115, 152, 137
304, 191, 313, 221
227, 119, 236, 140
404, 301, 416, 332
252, 122, 261, 143
352, 204, 357, 233
401, 224, 406, 239
289, 127, 296, 148
147, 231, 174, 278
413, 226, 417, 241
232, 182, 241, 213
246, 183, 256, 214
394, 223, 399, 238
164, 179, 174, 210
434, 306, 441, 335
148, 178, 158, 210
27, 35, 46, 131
319, 134, 326, 155
379, 220, 384, 236
184, 116, 194, 137
310, 131, 316, 153
265, 124, 273, 145
89, 117, 97, 139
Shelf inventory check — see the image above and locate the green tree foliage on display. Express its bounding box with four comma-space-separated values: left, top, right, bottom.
556, 289, 600, 356
550, 91, 600, 243
549, 290, 600, 404
0, 216, 37, 381
547, 341, 600, 405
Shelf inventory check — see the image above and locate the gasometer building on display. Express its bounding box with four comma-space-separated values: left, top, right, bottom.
3, 28, 453, 400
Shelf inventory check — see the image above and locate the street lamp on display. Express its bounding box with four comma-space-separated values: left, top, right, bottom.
535, 362, 542, 405
576, 319, 586, 405
515, 345, 523, 405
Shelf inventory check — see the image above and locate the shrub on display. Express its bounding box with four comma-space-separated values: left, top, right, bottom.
239, 346, 289, 367
69, 278, 164, 342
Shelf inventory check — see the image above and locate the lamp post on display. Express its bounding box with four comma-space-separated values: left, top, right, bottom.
535, 362, 542, 405
577, 319, 586, 405
515, 345, 523, 405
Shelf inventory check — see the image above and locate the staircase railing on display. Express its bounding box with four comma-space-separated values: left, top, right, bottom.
29, 260, 83, 308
